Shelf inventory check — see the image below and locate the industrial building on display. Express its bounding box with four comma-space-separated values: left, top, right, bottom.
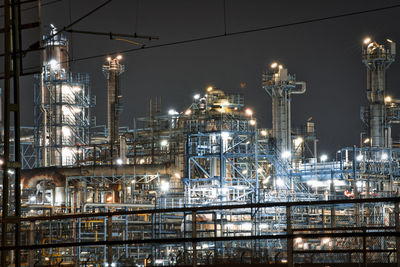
1, 18, 400, 267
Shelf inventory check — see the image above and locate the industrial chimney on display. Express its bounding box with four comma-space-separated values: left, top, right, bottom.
362, 38, 395, 148
263, 63, 306, 159
102, 55, 125, 146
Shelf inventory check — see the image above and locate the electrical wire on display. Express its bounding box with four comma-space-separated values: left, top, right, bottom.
0, 0, 63, 18
4, 2, 400, 77
41, 0, 112, 44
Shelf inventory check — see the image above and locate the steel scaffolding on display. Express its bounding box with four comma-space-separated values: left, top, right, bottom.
34, 72, 92, 167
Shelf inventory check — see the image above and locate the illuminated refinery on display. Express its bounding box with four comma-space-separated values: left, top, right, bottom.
2, 14, 400, 267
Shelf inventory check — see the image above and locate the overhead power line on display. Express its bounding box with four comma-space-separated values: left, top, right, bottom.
2, 3, 400, 78
42, 0, 113, 44
114, 3, 400, 56
0, 0, 62, 18
0, 0, 113, 59
64, 29, 159, 40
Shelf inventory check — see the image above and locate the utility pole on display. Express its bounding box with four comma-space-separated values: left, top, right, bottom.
1, 0, 22, 266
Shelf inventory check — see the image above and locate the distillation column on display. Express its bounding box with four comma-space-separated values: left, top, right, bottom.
38, 25, 69, 166
102, 56, 125, 148
362, 38, 395, 147
263, 63, 306, 158
35, 25, 92, 167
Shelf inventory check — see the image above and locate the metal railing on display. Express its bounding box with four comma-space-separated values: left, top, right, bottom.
0, 197, 399, 266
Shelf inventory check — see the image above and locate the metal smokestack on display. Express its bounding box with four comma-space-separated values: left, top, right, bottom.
263, 63, 306, 159
362, 38, 395, 147
102, 55, 125, 145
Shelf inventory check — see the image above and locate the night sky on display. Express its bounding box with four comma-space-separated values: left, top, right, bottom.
3, 0, 400, 158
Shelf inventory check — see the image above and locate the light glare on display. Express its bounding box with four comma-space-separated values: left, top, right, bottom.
160, 140, 168, 147
245, 108, 253, 116
294, 137, 303, 146
221, 131, 230, 140
168, 109, 178, 115
276, 178, 285, 188
282, 151, 291, 159
48, 59, 59, 70
160, 180, 170, 192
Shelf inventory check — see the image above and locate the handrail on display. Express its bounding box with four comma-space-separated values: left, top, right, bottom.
1, 196, 399, 223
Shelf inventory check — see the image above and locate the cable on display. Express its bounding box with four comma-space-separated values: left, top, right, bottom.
68, 0, 73, 61
42, 0, 113, 44
135, 0, 140, 34
0, 0, 37, 9
54, 3, 400, 62
113, 38, 142, 46
3, 2, 400, 77
64, 29, 158, 40
223, 0, 227, 35
0, 0, 63, 18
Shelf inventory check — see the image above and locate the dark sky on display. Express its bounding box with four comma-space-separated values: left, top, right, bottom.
3, 0, 400, 158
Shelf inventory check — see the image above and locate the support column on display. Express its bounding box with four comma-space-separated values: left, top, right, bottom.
107, 215, 113, 266
192, 211, 197, 267
2, 0, 22, 265
331, 206, 336, 228
28, 222, 34, 267
362, 228, 367, 267
395, 202, 400, 267
12, 1, 22, 265
213, 212, 218, 263
1, 0, 11, 265
286, 206, 293, 267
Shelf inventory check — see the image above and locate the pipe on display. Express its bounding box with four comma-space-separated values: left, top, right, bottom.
21, 163, 177, 189
292, 81, 306, 95
83, 202, 155, 212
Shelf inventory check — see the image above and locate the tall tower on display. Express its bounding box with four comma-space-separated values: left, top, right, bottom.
34, 25, 92, 166
263, 63, 306, 159
362, 38, 395, 147
102, 56, 125, 146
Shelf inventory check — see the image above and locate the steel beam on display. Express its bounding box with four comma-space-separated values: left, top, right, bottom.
1, 0, 12, 265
